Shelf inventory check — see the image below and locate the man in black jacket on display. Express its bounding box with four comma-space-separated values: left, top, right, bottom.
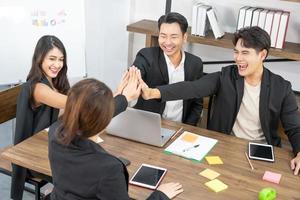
132, 12, 203, 126
140, 26, 300, 175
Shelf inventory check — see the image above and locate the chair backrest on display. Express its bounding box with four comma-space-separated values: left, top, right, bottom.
0, 85, 21, 124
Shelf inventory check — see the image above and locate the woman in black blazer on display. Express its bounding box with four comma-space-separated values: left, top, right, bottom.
48, 78, 183, 200
12, 35, 140, 199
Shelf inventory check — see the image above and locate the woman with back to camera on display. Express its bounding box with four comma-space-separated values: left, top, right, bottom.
11, 35, 138, 199
48, 78, 183, 200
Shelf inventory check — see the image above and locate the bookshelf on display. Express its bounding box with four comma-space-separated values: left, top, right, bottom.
127, 19, 300, 61
281, 0, 300, 3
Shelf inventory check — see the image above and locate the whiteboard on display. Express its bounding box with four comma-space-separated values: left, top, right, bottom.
0, 0, 86, 85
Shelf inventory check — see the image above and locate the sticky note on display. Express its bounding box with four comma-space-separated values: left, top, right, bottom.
181, 132, 198, 143
205, 156, 223, 165
199, 168, 220, 180
262, 171, 282, 184
205, 179, 228, 192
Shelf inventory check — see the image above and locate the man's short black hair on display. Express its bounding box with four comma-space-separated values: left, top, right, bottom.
158, 12, 188, 34
233, 26, 271, 58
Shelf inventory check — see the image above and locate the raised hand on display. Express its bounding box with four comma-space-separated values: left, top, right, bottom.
122, 66, 142, 102
114, 70, 129, 97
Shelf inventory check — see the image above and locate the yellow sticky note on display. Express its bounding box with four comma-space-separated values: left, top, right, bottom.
181, 132, 198, 143
205, 179, 228, 193
199, 168, 220, 180
205, 156, 223, 165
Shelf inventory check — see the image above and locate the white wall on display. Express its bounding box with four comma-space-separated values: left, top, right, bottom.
0, 0, 86, 85
85, 0, 131, 90
127, 0, 300, 91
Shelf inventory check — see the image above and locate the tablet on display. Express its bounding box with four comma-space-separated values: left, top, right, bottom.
248, 142, 274, 162
129, 164, 167, 189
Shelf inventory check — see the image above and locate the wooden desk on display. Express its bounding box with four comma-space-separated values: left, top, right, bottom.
2, 121, 300, 199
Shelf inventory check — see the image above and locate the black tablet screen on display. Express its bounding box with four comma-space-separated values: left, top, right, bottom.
131, 165, 165, 186
250, 144, 273, 159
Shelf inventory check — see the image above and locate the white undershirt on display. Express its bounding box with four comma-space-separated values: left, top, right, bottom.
232, 80, 266, 142
162, 51, 185, 122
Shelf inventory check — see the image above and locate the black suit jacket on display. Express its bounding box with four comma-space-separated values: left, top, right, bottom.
49, 120, 169, 200
11, 77, 59, 200
133, 47, 203, 126
158, 65, 300, 155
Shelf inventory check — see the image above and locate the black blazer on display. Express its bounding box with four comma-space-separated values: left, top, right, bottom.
48, 121, 169, 200
158, 65, 300, 155
11, 77, 59, 200
133, 47, 203, 126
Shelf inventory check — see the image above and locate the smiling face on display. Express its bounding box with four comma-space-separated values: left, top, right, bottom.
41, 47, 64, 80
234, 38, 267, 79
158, 22, 187, 59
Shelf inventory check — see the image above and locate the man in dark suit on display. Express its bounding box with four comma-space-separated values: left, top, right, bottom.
133, 12, 203, 126
140, 26, 300, 175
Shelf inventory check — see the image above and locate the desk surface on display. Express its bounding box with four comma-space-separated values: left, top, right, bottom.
2, 120, 300, 199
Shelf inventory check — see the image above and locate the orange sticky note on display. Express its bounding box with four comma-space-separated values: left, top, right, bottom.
199, 168, 220, 180
181, 132, 198, 143
205, 156, 223, 165
205, 179, 228, 192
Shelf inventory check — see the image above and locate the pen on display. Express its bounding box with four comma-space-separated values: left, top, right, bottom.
182, 144, 200, 152
245, 151, 254, 170
170, 127, 183, 140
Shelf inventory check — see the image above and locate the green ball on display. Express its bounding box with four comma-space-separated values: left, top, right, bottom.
258, 187, 277, 200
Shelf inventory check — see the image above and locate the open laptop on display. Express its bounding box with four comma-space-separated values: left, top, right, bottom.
106, 107, 176, 147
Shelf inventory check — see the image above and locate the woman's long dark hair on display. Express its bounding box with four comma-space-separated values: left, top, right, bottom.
57, 78, 115, 145
27, 35, 70, 105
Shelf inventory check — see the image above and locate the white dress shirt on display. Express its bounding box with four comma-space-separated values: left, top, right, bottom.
162, 51, 185, 122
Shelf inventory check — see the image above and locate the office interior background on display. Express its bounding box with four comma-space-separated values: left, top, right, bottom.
1, 0, 300, 198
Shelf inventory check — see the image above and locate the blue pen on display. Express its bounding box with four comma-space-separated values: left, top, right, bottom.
182, 144, 200, 152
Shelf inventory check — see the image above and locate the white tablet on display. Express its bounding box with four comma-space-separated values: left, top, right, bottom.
129, 164, 167, 189
248, 142, 274, 162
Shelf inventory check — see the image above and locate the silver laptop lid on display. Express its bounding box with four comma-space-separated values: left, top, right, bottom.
106, 107, 174, 147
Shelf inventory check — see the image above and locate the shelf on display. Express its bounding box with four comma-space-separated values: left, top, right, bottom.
127, 20, 300, 61
281, 0, 300, 3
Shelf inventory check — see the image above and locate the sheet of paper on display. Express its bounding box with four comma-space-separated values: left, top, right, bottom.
262, 171, 282, 184
96, 136, 104, 143
164, 131, 218, 162
205, 156, 223, 165
199, 168, 220, 180
205, 179, 228, 193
